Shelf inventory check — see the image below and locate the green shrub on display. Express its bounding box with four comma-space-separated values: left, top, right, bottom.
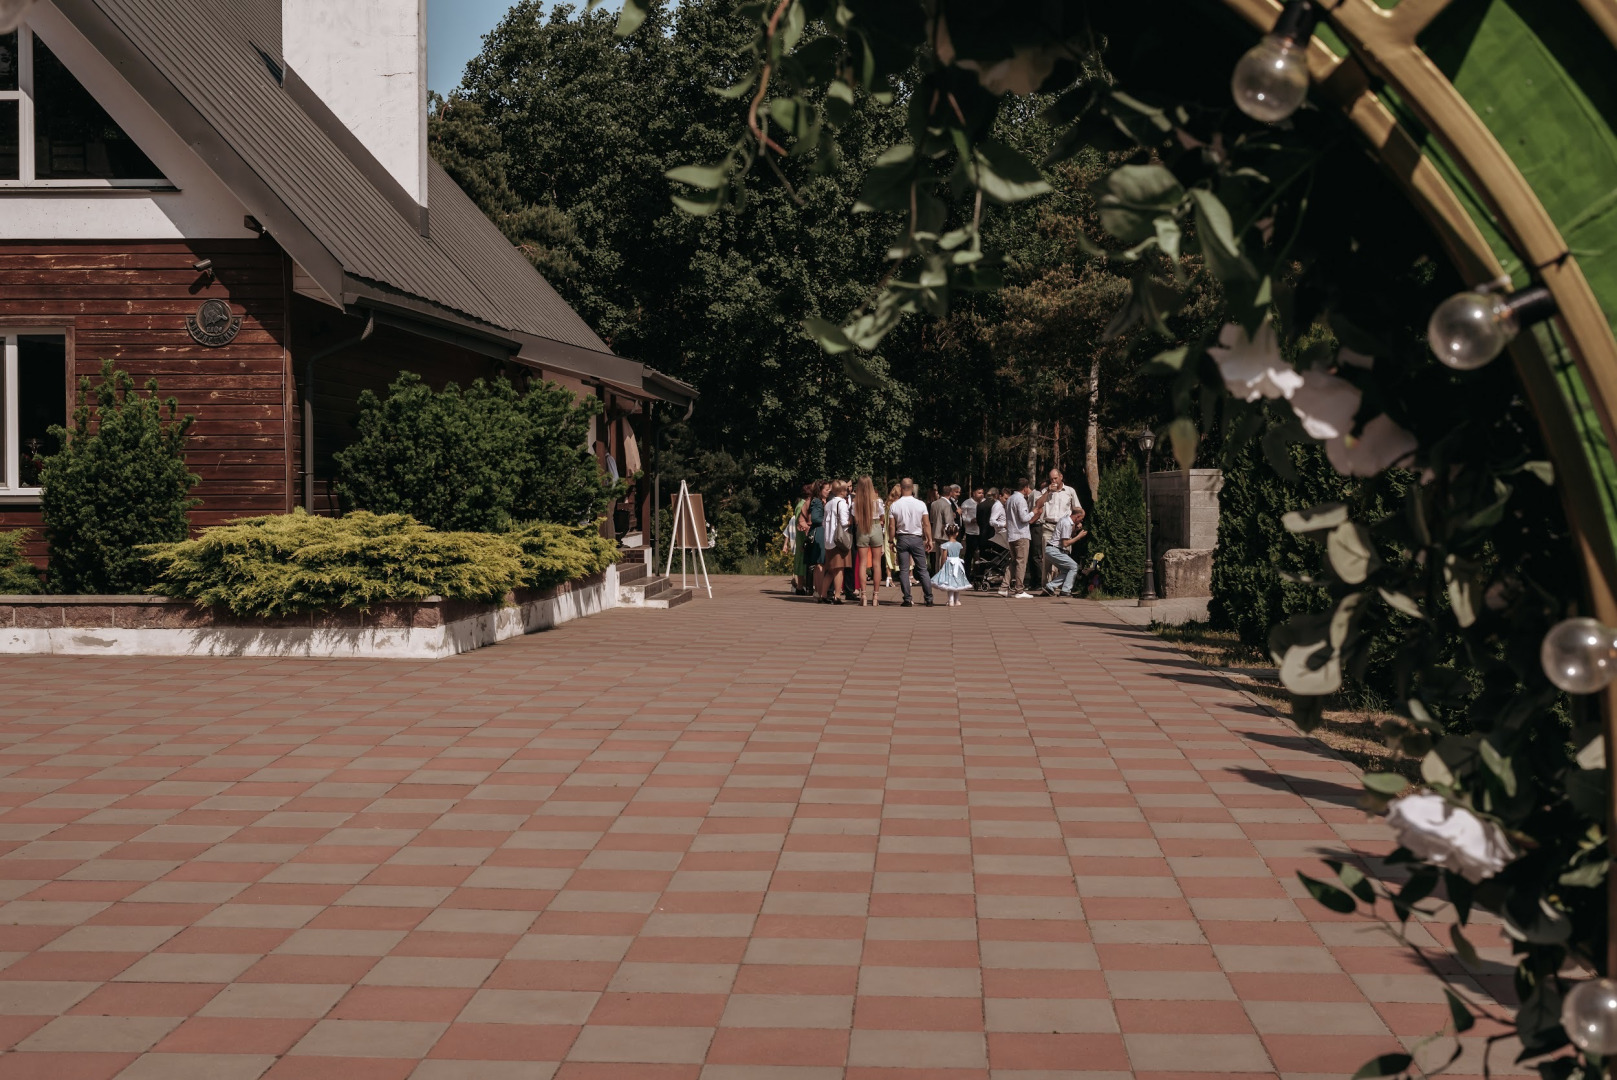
510, 520, 620, 592
1092, 461, 1146, 596
144, 509, 526, 617
1209, 435, 1406, 650
41, 361, 199, 594
333, 372, 617, 532
0, 530, 41, 594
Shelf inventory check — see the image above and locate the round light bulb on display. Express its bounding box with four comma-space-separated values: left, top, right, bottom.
1563, 979, 1617, 1054
0, 0, 35, 33
1541, 618, 1617, 695
1232, 35, 1311, 123
1428, 290, 1517, 370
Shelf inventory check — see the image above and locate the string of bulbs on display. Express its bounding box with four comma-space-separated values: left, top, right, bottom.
1232, 0, 1560, 371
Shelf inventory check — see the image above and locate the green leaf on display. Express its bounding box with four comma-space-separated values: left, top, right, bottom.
665, 163, 729, 190
670, 189, 724, 217
614, 0, 649, 37
1107, 164, 1184, 208
1516, 460, 1554, 486
1420, 749, 1455, 787
803, 316, 853, 354
1444, 554, 1478, 629
1282, 503, 1348, 534
1327, 522, 1380, 584
842, 353, 883, 388
1478, 740, 1516, 797
1443, 988, 1476, 1033
1576, 733, 1605, 770
1449, 924, 1479, 968
971, 141, 1052, 205
714, 73, 758, 100
1558, 860, 1609, 887
1377, 587, 1424, 620
1333, 861, 1377, 903
1298, 871, 1357, 914
1154, 216, 1182, 263
1190, 187, 1255, 286
1352, 1054, 1413, 1080
1168, 417, 1197, 471
1139, 346, 1189, 375
823, 79, 855, 126
1362, 773, 1409, 796
780, 0, 805, 52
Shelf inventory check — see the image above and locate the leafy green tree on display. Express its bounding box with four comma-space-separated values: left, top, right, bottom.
1091, 460, 1145, 597
333, 372, 614, 532
40, 361, 199, 594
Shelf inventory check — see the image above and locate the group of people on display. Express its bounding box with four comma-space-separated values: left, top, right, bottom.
785, 469, 1092, 607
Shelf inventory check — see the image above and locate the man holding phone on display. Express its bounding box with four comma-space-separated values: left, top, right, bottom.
1032, 469, 1082, 591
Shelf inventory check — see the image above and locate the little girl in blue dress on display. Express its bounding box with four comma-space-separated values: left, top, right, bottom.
932, 523, 970, 605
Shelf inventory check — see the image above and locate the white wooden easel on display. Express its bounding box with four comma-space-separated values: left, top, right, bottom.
663, 479, 713, 598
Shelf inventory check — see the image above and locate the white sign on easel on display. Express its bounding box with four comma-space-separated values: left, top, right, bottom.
663, 479, 713, 598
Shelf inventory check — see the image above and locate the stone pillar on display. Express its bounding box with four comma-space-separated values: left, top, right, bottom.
1146, 468, 1222, 598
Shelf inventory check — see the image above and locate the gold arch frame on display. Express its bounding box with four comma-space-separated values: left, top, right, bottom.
1221, 0, 1617, 970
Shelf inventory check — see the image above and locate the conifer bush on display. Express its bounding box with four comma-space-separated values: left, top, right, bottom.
41, 361, 198, 594
333, 372, 616, 532
144, 510, 526, 617
1091, 461, 1146, 597
510, 520, 621, 592
0, 531, 41, 594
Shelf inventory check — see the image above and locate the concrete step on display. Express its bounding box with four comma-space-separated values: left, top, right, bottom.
618, 571, 692, 609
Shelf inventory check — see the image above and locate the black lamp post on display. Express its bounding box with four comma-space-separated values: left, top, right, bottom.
1137, 430, 1158, 607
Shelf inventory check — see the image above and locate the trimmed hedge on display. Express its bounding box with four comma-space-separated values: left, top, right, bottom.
144, 510, 618, 618
0, 531, 41, 594
333, 372, 617, 532
1091, 461, 1146, 596
510, 520, 622, 593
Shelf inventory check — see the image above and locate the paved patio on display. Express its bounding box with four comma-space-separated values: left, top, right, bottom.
0, 576, 1513, 1080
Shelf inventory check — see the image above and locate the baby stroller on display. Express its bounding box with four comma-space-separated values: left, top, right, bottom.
972, 540, 1013, 592
1078, 551, 1104, 595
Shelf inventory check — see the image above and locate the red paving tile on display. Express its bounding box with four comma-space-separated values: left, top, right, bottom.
0, 577, 1512, 1076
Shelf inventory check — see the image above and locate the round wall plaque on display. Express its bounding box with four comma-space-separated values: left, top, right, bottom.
186, 298, 243, 347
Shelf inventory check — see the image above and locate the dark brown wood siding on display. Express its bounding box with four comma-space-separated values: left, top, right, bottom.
0, 238, 292, 561
289, 296, 524, 512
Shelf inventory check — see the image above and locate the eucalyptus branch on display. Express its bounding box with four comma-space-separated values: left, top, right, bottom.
746, 0, 793, 158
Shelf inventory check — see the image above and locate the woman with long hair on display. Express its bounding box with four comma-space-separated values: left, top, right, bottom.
818, 479, 853, 604
800, 480, 827, 598
851, 476, 886, 606
789, 482, 813, 595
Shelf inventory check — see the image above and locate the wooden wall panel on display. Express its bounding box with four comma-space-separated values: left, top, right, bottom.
0, 238, 290, 564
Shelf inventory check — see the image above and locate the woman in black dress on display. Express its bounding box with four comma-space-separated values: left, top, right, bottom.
798, 479, 828, 597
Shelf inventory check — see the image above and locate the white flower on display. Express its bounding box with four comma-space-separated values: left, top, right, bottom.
1288, 369, 1361, 441
1208, 320, 1303, 402
1386, 793, 1516, 884
1325, 413, 1417, 476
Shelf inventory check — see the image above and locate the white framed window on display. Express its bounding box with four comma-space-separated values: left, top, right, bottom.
0, 26, 166, 187
1, 331, 67, 498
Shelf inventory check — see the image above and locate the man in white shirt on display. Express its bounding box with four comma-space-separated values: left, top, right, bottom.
887, 478, 935, 608
1003, 478, 1034, 598
1032, 468, 1081, 589
1043, 505, 1088, 597
988, 490, 1008, 547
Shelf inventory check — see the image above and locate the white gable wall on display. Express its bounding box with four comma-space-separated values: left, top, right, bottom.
0, 3, 256, 240
282, 0, 428, 209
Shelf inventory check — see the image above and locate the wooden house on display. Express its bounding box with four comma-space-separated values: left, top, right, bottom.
0, 0, 693, 559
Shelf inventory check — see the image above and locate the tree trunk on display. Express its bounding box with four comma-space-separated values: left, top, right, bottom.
1027, 419, 1038, 484
1085, 353, 1101, 505
1053, 418, 1061, 479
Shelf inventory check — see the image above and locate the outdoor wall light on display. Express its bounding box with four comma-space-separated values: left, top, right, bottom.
1564, 979, 1617, 1054
1136, 430, 1155, 453
1541, 617, 1617, 695
1231, 0, 1319, 124
0, 0, 35, 33
1427, 284, 1556, 370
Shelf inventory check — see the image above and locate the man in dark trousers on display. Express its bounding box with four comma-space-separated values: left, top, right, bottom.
929, 484, 958, 573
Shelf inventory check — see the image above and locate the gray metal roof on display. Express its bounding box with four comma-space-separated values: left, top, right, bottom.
59, 0, 617, 360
